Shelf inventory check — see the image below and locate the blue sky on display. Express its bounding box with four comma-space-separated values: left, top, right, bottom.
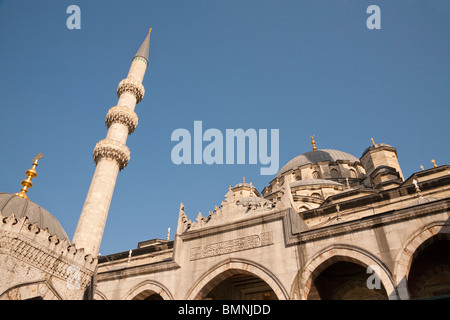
0, 0, 449, 255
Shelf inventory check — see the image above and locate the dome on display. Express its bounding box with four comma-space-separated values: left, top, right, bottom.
277, 149, 360, 178
0, 192, 69, 241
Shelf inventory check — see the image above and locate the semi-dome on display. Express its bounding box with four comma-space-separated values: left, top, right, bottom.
0, 192, 69, 241
277, 149, 360, 178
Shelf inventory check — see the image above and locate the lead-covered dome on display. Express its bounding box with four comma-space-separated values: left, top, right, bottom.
276, 149, 360, 178
0, 192, 69, 241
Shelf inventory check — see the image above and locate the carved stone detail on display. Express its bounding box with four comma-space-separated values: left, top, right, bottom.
0, 213, 97, 300
105, 106, 139, 134
183, 186, 277, 232
93, 139, 130, 170
190, 231, 274, 260
116, 78, 145, 103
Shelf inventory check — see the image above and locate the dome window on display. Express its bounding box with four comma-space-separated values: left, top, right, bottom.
330, 169, 339, 179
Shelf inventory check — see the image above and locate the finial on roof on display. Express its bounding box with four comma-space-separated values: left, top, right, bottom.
166, 227, 170, 241
420, 165, 424, 171
431, 159, 437, 168
15, 153, 43, 200
243, 176, 245, 183
148, 28, 152, 35
371, 138, 375, 146
311, 135, 317, 151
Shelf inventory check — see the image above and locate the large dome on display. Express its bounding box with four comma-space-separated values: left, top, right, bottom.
277, 149, 360, 178
0, 192, 69, 241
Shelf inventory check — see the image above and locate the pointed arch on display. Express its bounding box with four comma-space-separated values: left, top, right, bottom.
123, 280, 173, 300
0, 280, 61, 300
185, 258, 288, 300
393, 221, 450, 300
93, 290, 108, 300
291, 244, 398, 300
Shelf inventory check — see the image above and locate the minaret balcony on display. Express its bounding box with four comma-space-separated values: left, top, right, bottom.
105, 106, 139, 134
116, 78, 145, 103
93, 139, 131, 170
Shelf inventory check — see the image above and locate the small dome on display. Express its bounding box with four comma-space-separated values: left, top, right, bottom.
277, 149, 360, 178
232, 181, 260, 197
0, 192, 69, 241
233, 182, 254, 189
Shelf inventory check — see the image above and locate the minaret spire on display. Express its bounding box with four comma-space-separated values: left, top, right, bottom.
73, 30, 152, 257
134, 28, 152, 63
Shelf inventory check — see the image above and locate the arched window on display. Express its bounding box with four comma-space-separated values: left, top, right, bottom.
330, 169, 339, 179
349, 169, 357, 178
312, 171, 320, 179
311, 193, 321, 199
298, 206, 309, 212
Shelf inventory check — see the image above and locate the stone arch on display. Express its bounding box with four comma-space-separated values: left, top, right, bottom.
93, 290, 108, 300
393, 221, 450, 300
311, 192, 322, 199
0, 280, 61, 300
291, 244, 397, 300
123, 280, 173, 300
185, 258, 288, 300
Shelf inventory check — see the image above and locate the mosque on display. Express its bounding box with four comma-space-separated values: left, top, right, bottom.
0, 30, 449, 300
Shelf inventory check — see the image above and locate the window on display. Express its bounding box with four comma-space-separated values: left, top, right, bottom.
349, 169, 357, 178
330, 169, 339, 178
298, 206, 309, 212
312, 171, 320, 179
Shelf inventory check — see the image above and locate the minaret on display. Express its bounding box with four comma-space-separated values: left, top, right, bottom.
73, 29, 152, 257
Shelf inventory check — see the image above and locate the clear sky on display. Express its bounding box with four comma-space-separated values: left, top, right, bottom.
0, 0, 449, 256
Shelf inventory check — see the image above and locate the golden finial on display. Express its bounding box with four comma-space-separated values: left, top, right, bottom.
148, 28, 152, 35
15, 153, 43, 200
311, 135, 317, 151
243, 176, 245, 183
431, 159, 437, 168
371, 138, 375, 146
420, 165, 424, 171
